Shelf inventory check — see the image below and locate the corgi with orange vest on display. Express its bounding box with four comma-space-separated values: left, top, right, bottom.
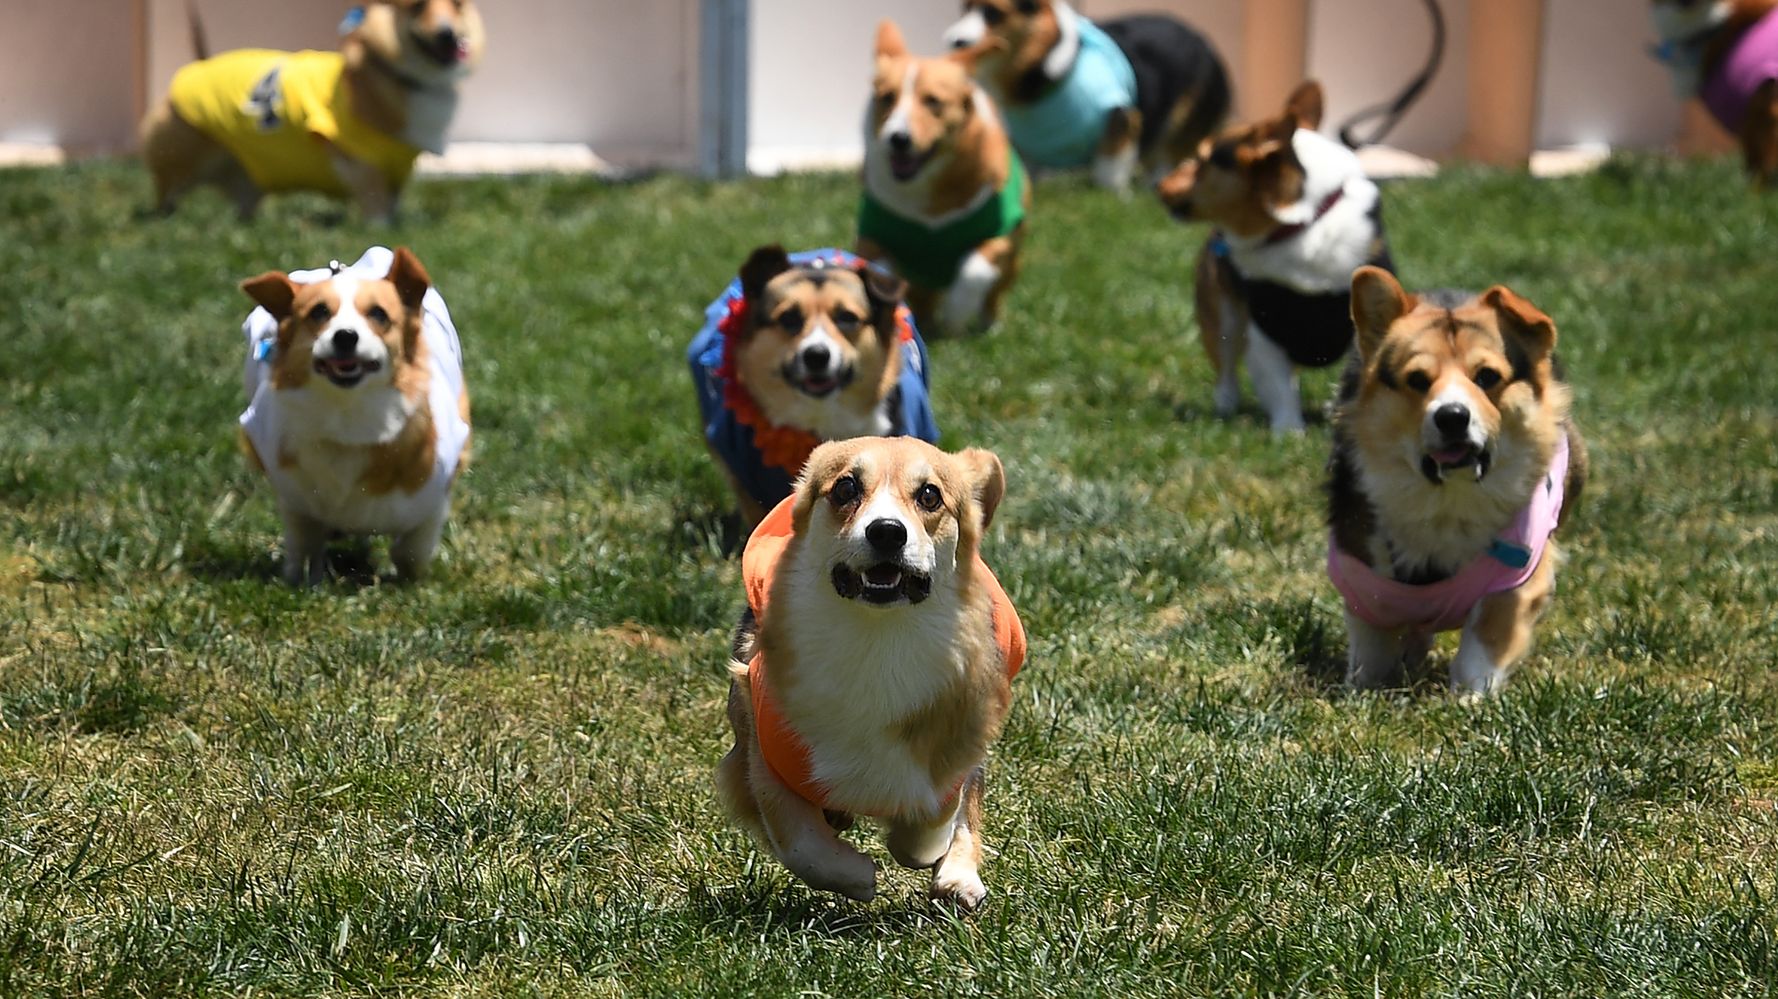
715, 438, 1025, 908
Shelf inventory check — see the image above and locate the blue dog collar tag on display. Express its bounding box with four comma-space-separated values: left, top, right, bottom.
339, 6, 365, 35
254, 339, 275, 362
1486, 538, 1531, 569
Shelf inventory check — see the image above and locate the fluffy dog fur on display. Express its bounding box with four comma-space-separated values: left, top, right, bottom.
1652, 0, 1778, 185
715, 438, 1019, 908
943, 0, 1230, 191
858, 21, 1030, 336
1158, 81, 1394, 434
239, 247, 470, 584
141, 0, 485, 221
1328, 268, 1587, 693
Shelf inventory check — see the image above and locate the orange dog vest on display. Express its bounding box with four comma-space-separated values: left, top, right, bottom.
742, 495, 1026, 817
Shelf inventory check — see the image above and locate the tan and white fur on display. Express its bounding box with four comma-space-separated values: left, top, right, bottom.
858, 21, 1029, 336
238, 246, 471, 585
140, 0, 485, 222
1158, 82, 1391, 434
716, 438, 1014, 908
1330, 268, 1587, 693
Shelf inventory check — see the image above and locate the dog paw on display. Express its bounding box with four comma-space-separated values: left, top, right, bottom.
929, 868, 987, 910
786, 841, 878, 901
1213, 381, 1240, 418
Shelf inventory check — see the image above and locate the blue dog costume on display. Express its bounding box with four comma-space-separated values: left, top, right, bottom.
1002, 15, 1139, 170
688, 249, 940, 509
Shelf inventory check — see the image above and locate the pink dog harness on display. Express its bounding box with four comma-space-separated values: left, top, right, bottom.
1703, 8, 1778, 128
1328, 436, 1570, 635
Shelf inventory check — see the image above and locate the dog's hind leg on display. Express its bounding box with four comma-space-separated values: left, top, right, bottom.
1195, 247, 1245, 418
280, 509, 330, 586
1245, 325, 1303, 433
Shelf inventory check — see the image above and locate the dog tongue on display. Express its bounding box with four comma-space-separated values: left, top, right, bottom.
864, 565, 902, 587
1430, 446, 1470, 465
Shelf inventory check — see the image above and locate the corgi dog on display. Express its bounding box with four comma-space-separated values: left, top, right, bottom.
1328, 268, 1587, 694
1651, 0, 1778, 185
141, 0, 486, 221
715, 438, 1026, 908
238, 246, 471, 585
1157, 81, 1396, 434
943, 0, 1230, 192
858, 20, 1031, 337
689, 246, 941, 532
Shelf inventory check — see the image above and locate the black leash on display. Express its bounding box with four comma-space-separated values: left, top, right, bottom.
1336, 0, 1446, 150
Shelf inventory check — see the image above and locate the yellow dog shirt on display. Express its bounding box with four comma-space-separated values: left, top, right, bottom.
170, 49, 420, 196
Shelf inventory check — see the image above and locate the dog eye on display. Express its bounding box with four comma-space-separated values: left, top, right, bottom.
1473, 367, 1503, 390
777, 308, 804, 332
1404, 371, 1432, 393
915, 483, 943, 512
876, 90, 896, 108
980, 6, 1004, 25
923, 96, 944, 115
829, 474, 862, 507
1014, 0, 1037, 15
1207, 144, 1237, 169
831, 309, 861, 333
307, 303, 332, 323
365, 305, 390, 326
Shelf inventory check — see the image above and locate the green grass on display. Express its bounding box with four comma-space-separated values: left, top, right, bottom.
1, 154, 1776, 996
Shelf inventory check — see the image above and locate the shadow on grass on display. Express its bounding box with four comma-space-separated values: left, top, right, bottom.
685, 874, 965, 939
183, 537, 380, 586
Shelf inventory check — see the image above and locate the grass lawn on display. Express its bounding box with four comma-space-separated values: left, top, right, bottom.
1, 155, 1775, 997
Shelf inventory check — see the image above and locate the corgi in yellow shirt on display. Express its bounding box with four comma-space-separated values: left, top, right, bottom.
141, 0, 485, 222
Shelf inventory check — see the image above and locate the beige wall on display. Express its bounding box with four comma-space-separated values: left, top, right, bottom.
0, 0, 1723, 170
747, 0, 958, 172
0, 0, 141, 153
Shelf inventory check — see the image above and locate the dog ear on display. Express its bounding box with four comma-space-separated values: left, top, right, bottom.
960, 448, 1006, 533
240, 272, 298, 320
1283, 81, 1325, 132
876, 19, 908, 59
1481, 284, 1557, 365
388, 246, 432, 310
1350, 266, 1411, 361
859, 265, 907, 339
739, 245, 792, 306
790, 441, 847, 534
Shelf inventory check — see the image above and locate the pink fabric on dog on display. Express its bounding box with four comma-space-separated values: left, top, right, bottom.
1328, 435, 1569, 636
1703, 9, 1778, 128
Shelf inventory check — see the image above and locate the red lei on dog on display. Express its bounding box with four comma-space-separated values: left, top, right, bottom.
715, 295, 918, 475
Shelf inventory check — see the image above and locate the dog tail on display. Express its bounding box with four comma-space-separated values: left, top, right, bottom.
186, 0, 210, 61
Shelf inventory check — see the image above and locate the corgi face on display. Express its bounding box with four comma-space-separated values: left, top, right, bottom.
944, 0, 1051, 66
792, 439, 1005, 609
1156, 81, 1325, 238
1348, 267, 1560, 487
868, 21, 982, 184
241, 247, 433, 394
359, 0, 487, 80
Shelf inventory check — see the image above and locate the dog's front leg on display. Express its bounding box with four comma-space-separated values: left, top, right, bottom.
1092, 107, 1142, 193
937, 251, 1001, 336
890, 766, 988, 910
1244, 325, 1304, 434
390, 507, 448, 581
331, 152, 397, 224
1344, 609, 1410, 690
280, 509, 330, 586
1451, 546, 1557, 695
1742, 80, 1778, 189
744, 730, 878, 901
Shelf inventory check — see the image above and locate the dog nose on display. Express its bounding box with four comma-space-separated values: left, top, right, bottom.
435, 25, 458, 48
332, 330, 359, 356
865, 518, 907, 555
1433, 403, 1469, 437
888, 131, 912, 153
802, 343, 831, 372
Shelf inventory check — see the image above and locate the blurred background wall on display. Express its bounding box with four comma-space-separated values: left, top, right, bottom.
0, 0, 1734, 172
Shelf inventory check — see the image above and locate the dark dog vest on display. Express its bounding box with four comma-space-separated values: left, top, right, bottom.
1214, 201, 1394, 369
